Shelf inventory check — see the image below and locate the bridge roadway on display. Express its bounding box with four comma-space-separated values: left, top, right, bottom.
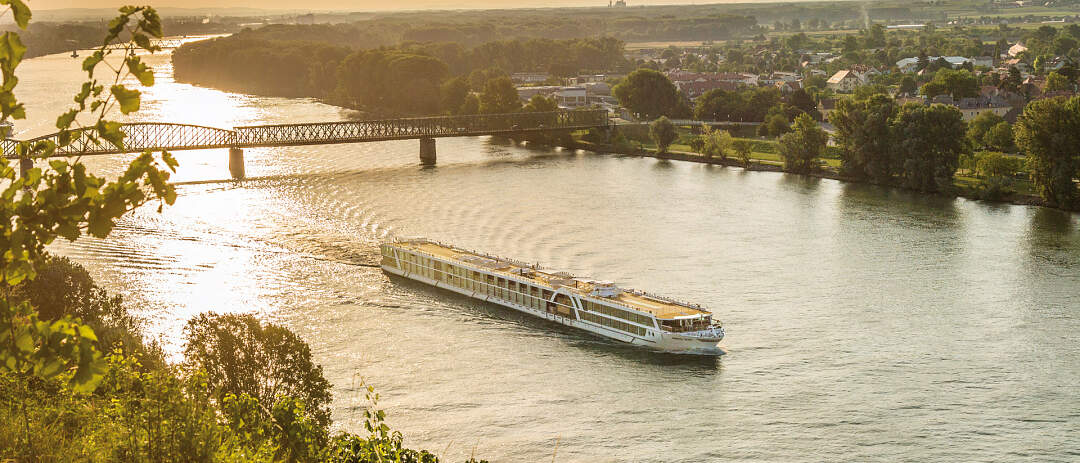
3, 110, 611, 178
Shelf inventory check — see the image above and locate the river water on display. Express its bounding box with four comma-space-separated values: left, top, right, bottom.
20, 47, 1080, 462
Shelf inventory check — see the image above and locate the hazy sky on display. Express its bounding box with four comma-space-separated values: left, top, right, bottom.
36, 0, 757, 12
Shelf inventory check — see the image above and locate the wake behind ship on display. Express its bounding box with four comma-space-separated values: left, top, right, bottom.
381, 239, 725, 354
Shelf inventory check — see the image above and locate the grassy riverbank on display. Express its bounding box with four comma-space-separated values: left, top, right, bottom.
570, 132, 1048, 209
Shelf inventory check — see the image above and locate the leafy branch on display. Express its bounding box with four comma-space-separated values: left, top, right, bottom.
0, 3, 180, 455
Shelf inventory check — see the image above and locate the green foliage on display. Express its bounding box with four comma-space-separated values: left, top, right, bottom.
919, 68, 978, 100
96, 353, 222, 461
779, 113, 828, 174
478, 76, 520, 114
898, 75, 917, 96
893, 103, 968, 192
12, 254, 164, 369
966, 111, 1005, 149
788, 88, 818, 119
698, 126, 734, 159
466, 68, 508, 92
614, 68, 682, 120
1045, 72, 1073, 92
984, 121, 1015, 153
0, 299, 103, 392
1014, 96, 1080, 210
0, 3, 175, 407
830, 94, 900, 182
460, 94, 480, 115
649, 116, 677, 153
335, 50, 448, 117
694, 86, 782, 122
763, 113, 792, 138
183, 312, 334, 432
439, 77, 470, 115
172, 33, 629, 118
522, 94, 558, 113
852, 84, 888, 101
732, 139, 753, 167
974, 151, 1024, 180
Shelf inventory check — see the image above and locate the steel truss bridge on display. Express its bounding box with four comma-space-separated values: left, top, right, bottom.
102, 38, 188, 50
2, 110, 610, 159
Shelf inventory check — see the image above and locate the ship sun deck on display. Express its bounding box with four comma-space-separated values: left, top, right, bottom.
396, 240, 711, 322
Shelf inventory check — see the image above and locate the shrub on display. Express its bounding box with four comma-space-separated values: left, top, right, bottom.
650, 116, 677, 153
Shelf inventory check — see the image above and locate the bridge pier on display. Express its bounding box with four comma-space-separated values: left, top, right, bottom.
419, 137, 436, 166
19, 157, 32, 179
229, 147, 245, 179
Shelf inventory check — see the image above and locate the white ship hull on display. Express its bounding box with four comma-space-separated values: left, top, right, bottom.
382, 264, 724, 354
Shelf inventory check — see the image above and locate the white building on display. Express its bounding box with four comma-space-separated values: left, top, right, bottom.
826, 70, 862, 93
554, 87, 588, 108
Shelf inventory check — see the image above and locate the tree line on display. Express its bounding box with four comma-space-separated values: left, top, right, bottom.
172, 34, 627, 117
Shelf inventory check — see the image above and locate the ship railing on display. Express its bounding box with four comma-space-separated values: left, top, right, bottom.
625, 288, 706, 311
395, 246, 560, 288
394, 239, 551, 272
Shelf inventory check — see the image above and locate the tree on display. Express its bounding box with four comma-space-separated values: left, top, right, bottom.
926, 57, 952, 73
966, 111, 1005, 148
974, 151, 1023, 179
830, 94, 900, 182
1045, 72, 1073, 92
522, 94, 558, 112
439, 76, 470, 114
853, 84, 889, 101
1014, 96, 1080, 209
733, 139, 753, 167
999, 66, 1023, 93
699, 126, 734, 159
893, 103, 968, 192
788, 88, 817, 117
920, 68, 978, 100
760, 105, 794, 137
899, 75, 917, 96
468, 67, 507, 91
984, 121, 1015, 152
183, 313, 333, 431
650, 116, 677, 153
779, 113, 829, 173
461, 93, 480, 115
866, 23, 886, 48
478, 76, 521, 114
336, 51, 448, 116
694, 89, 741, 121
917, 50, 930, 71
13, 255, 163, 369
613, 68, 681, 120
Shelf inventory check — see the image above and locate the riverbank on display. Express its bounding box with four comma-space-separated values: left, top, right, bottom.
572, 139, 1052, 210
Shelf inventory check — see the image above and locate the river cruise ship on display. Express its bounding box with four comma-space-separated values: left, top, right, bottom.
380, 239, 724, 354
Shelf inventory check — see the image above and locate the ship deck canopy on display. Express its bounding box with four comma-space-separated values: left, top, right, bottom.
389, 239, 712, 320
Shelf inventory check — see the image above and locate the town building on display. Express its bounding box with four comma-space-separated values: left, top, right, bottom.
554, 87, 588, 108
511, 73, 550, 84
826, 70, 862, 93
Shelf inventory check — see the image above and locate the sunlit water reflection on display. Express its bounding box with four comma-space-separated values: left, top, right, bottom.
20, 47, 1080, 462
